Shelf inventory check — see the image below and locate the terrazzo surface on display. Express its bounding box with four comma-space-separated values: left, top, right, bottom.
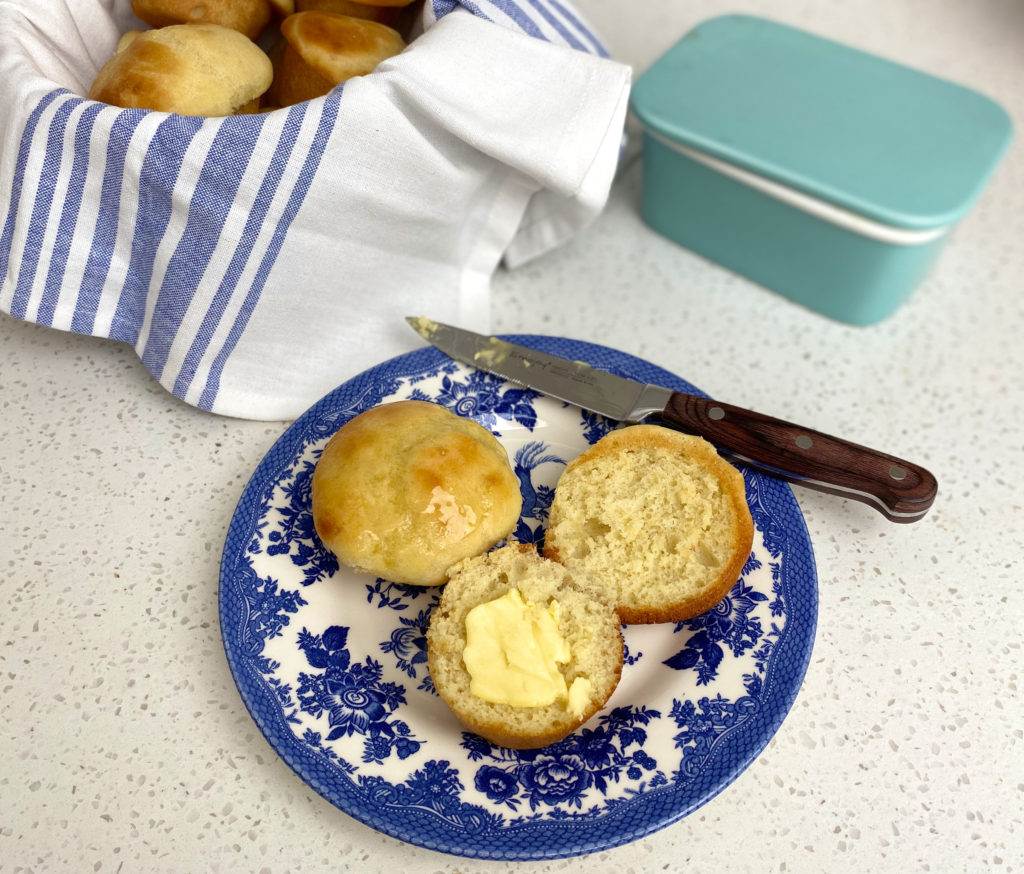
2, 0, 1023, 871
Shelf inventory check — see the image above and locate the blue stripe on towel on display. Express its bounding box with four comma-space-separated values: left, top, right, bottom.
0, 89, 67, 303
174, 108, 304, 402
433, 1, 541, 36
109, 113, 205, 344
434, 0, 605, 54
37, 101, 106, 327
545, 0, 608, 56
431, 0, 461, 17
198, 95, 341, 412
432, 0, 497, 24
522, 0, 586, 50
72, 108, 150, 334
141, 114, 263, 380
9, 96, 78, 320
480, 0, 546, 39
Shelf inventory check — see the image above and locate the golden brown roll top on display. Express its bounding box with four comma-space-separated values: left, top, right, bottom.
295, 0, 412, 28
311, 401, 522, 586
88, 23, 274, 115
271, 10, 406, 105
268, 0, 296, 16
131, 0, 274, 41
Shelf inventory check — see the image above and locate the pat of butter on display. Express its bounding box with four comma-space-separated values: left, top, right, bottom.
566, 676, 593, 718
463, 588, 577, 709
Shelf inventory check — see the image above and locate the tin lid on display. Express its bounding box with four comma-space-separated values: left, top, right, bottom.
630, 15, 1013, 231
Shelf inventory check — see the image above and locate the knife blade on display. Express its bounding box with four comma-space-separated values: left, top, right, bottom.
406, 316, 937, 523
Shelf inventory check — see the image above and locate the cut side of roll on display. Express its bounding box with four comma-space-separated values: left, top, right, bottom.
543, 425, 754, 625
427, 543, 623, 749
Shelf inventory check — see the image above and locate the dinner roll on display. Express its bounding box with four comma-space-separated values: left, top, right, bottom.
131, 0, 273, 40
543, 425, 754, 624
272, 10, 405, 106
295, 0, 404, 27
428, 542, 623, 749
311, 401, 522, 586
268, 0, 296, 16
89, 23, 274, 115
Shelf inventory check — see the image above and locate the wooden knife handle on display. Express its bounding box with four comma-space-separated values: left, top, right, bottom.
656, 393, 938, 523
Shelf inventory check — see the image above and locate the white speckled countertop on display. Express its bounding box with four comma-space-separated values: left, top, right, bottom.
2, 0, 1022, 871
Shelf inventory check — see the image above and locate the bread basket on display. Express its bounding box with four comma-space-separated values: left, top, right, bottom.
0, 0, 630, 419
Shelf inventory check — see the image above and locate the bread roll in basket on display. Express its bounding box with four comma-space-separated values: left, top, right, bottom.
0, 0, 629, 420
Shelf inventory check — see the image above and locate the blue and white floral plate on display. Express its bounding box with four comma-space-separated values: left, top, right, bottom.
219, 336, 818, 860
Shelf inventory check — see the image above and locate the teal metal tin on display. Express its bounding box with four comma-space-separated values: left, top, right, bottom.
630, 15, 1013, 325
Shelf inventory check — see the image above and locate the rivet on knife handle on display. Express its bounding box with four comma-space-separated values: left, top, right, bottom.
655, 393, 938, 523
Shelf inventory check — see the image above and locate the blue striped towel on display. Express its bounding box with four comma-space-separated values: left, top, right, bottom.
0, 0, 630, 419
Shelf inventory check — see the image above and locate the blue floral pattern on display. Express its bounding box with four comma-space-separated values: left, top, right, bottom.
511, 441, 562, 543
670, 694, 761, 778
463, 706, 666, 814
434, 370, 542, 432
662, 570, 772, 685
381, 605, 436, 694
219, 337, 818, 860
262, 458, 338, 587
295, 625, 423, 763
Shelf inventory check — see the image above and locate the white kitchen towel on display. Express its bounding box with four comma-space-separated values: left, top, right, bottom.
0, 0, 630, 420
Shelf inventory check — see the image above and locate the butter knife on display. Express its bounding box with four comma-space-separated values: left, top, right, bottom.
406, 317, 937, 523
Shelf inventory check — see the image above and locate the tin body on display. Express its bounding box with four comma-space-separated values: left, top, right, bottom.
630, 15, 1013, 325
